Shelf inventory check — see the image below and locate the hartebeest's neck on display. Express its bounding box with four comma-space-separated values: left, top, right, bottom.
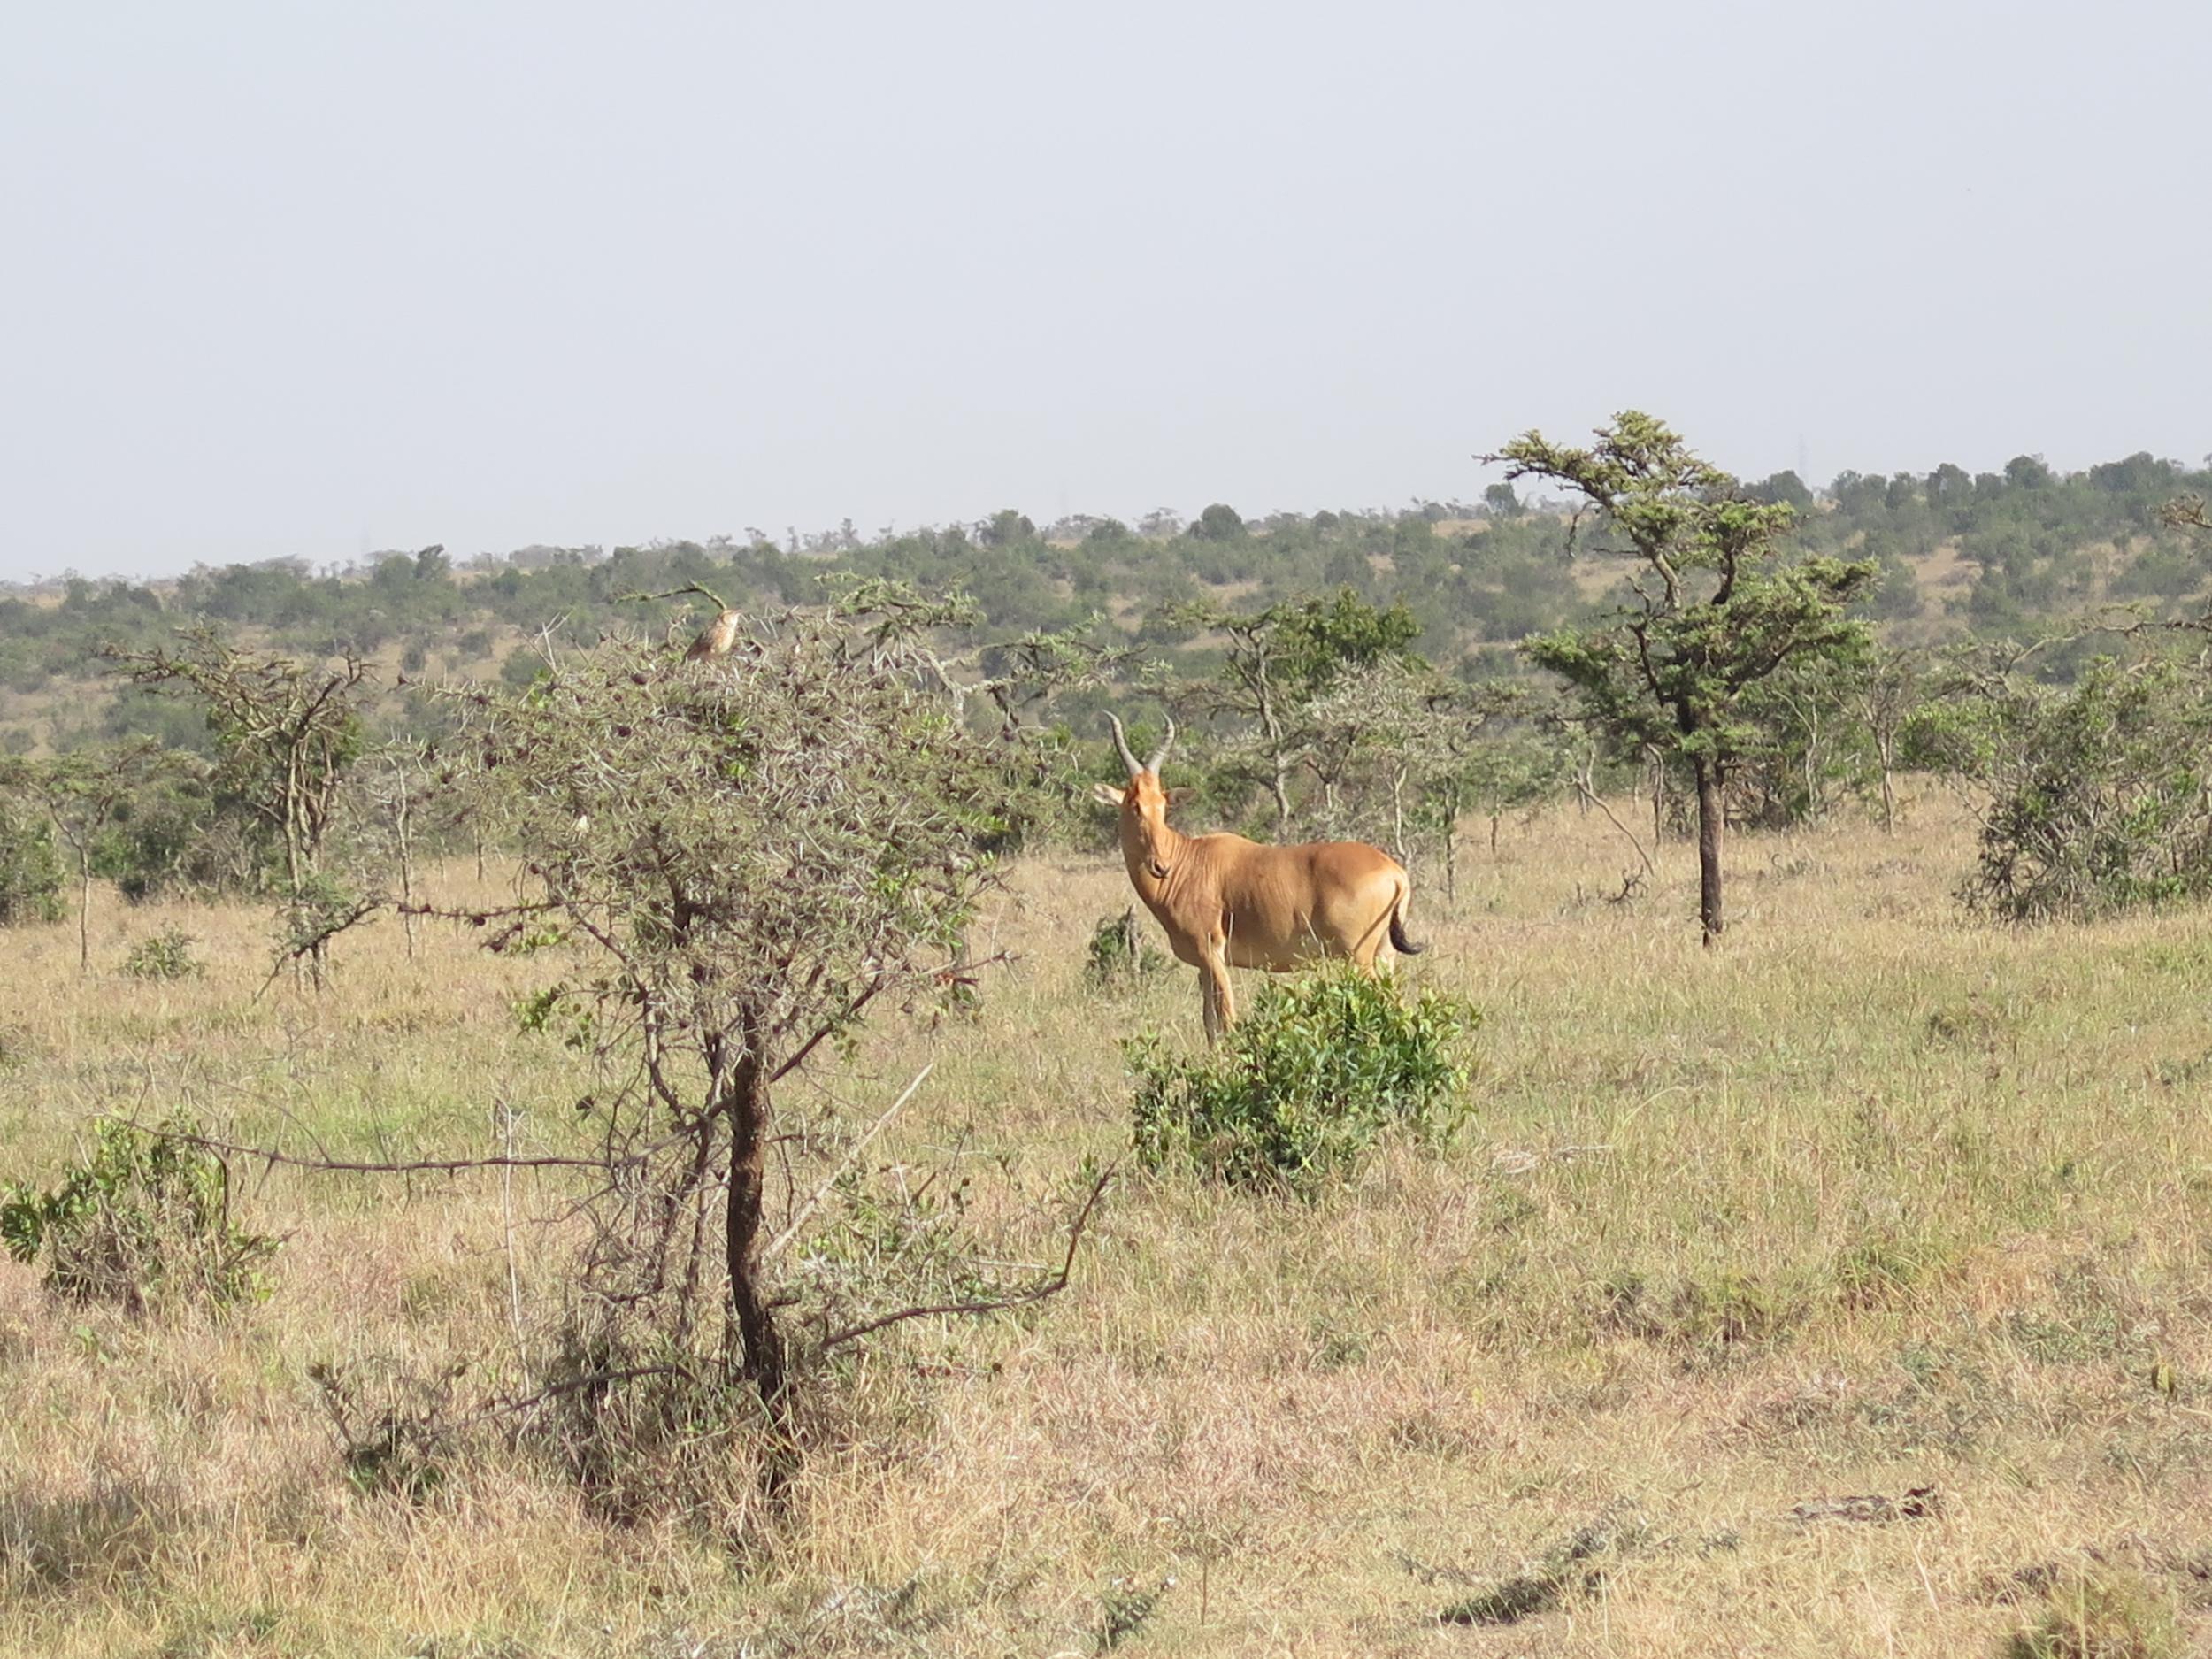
1118, 804, 1190, 903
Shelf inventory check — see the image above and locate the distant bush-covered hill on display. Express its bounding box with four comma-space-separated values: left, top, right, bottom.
4, 448, 2207, 755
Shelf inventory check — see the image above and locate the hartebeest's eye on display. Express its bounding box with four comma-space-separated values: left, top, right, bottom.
1148, 858, 1170, 880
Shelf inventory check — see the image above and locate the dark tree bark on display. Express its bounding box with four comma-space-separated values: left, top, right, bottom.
722, 1006, 787, 1415
1694, 755, 1725, 945
76, 846, 93, 974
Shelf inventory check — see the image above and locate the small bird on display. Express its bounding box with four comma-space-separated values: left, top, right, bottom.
685, 608, 744, 660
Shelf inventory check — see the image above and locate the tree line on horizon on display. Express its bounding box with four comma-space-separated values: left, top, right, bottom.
5, 442, 2208, 734
2, 424, 2210, 949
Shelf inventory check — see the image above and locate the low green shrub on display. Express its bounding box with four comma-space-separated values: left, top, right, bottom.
120, 925, 203, 981
1085, 908, 1169, 988
1128, 964, 1475, 1193
0, 1117, 279, 1313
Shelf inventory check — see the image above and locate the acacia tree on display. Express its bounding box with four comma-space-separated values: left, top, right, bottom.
1412, 682, 1564, 888
1283, 660, 1495, 866
107, 630, 374, 987
1288, 658, 1429, 849
1166, 588, 1422, 833
1853, 645, 1932, 833
4, 742, 171, 972
1921, 654, 2212, 921
449, 599, 1063, 1440
1491, 412, 1874, 942
353, 736, 435, 960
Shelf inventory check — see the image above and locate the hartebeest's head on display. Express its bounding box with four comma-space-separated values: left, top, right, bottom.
1094, 714, 1182, 879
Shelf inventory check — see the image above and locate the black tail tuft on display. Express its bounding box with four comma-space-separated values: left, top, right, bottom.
1389, 897, 1427, 956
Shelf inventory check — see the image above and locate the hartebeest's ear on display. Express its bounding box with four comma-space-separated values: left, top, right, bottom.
1165, 786, 1197, 806
1091, 782, 1126, 808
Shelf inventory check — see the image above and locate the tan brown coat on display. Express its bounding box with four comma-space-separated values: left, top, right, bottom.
1095, 716, 1424, 1041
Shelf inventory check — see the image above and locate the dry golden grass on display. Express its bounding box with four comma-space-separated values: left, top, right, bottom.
4, 791, 2212, 1655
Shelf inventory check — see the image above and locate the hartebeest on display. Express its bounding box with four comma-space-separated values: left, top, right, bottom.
1094, 714, 1425, 1041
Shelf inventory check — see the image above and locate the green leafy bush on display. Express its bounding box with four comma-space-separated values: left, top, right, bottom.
1959, 660, 2212, 922
1128, 965, 1476, 1192
1085, 908, 1169, 988
120, 925, 203, 981
0, 1118, 278, 1313
0, 804, 64, 926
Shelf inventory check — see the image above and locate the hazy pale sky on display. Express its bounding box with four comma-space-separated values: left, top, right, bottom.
4, 1, 2208, 582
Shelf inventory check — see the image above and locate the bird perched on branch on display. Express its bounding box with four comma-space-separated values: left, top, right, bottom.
685, 608, 744, 660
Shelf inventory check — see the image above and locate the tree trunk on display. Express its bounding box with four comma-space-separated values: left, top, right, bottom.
1694, 755, 1725, 946
77, 849, 92, 975
1258, 688, 1294, 837
284, 788, 308, 995
1801, 708, 1823, 821
396, 785, 419, 960
723, 1010, 787, 1417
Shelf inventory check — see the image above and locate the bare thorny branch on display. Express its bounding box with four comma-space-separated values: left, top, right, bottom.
816, 1162, 1115, 1352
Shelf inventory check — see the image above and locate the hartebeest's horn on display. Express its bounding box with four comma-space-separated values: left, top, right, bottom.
1146, 718, 1176, 774
1107, 713, 1141, 777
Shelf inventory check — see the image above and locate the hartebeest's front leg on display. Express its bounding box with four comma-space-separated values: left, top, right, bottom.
1200, 942, 1236, 1044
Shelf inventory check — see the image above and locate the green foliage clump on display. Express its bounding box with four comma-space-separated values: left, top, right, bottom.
498, 646, 547, 688
0, 803, 64, 926
2001, 1567, 2182, 1659
1084, 908, 1169, 988
1129, 966, 1475, 1192
120, 925, 203, 981
1960, 660, 2212, 922
0, 1118, 278, 1313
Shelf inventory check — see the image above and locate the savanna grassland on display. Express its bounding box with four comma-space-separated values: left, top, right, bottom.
4, 790, 2212, 1657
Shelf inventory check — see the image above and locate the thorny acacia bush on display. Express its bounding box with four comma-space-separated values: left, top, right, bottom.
106, 629, 377, 988
450, 604, 1094, 1524
1128, 964, 1477, 1194
1932, 657, 2212, 923
0, 1117, 278, 1314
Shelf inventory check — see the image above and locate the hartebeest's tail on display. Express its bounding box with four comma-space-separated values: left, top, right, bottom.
1388, 885, 1427, 956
